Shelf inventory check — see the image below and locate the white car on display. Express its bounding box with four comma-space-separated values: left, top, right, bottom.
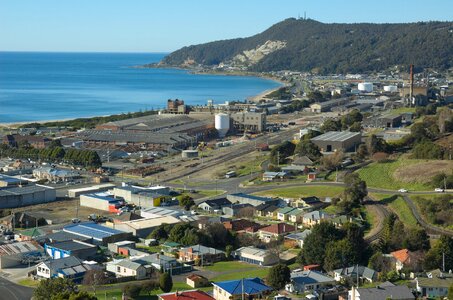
398, 188, 408, 193
435, 188, 444, 193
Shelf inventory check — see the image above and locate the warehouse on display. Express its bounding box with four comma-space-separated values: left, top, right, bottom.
310, 98, 350, 113
0, 241, 44, 269
62, 222, 132, 245
226, 193, 280, 207
80, 193, 122, 213
112, 186, 167, 208
377, 113, 403, 128
68, 183, 116, 198
44, 240, 97, 260
0, 184, 56, 209
311, 131, 362, 153
111, 215, 181, 238
230, 112, 266, 133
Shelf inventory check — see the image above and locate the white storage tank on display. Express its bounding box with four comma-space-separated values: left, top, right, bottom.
358, 82, 373, 92
383, 85, 398, 93
215, 113, 230, 138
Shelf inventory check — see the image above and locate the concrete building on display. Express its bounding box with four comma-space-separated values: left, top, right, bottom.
44, 240, 97, 260
111, 216, 181, 238
0, 184, 56, 209
230, 112, 266, 133
0, 174, 24, 187
233, 247, 279, 266
80, 193, 122, 212
311, 131, 361, 153
2, 134, 51, 149
0, 241, 44, 269
377, 113, 403, 128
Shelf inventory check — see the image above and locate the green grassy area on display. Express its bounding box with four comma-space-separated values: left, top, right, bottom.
210, 268, 269, 282
202, 261, 255, 272
370, 193, 419, 228
202, 261, 270, 282
18, 278, 39, 287
196, 189, 226, 198
357, 158, 431, 191
322, 205, 343, 214
363, 206, 376, 235
223, 155, 266, 177
254, 185, 344, 198
136, 244, 162, 253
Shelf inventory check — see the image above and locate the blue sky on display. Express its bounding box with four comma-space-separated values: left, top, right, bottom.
1, 0, 452, 52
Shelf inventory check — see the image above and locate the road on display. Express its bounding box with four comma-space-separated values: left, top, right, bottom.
0, 277, 33, 300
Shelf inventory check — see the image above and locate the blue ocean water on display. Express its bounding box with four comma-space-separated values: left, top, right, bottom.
0, 52, 281, 123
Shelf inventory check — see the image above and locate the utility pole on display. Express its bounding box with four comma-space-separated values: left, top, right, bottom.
277, 151, 280, 167
443, 252, 446, 272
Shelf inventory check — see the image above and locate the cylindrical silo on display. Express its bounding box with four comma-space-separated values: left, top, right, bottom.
383, 85, 398, 93
215, 113, 230, 138
358, 82, 373, 92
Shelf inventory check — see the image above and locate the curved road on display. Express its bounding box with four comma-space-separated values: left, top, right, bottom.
0, 277, 33, 300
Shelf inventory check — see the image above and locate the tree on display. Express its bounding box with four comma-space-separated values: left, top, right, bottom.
324, 239, 357, 271
302, 222, 343, 265
34, 278, 78, 300
159, 272, 173, 293
123, 284, 142, 298
270, 141, 296, 165
68, 292, 97, 300
225, 245, 233, 259
179, 195, 195, 211
368, 251, 392, 274
366, 134, 389, 154
294, 140, 321, 161
168, 223, 192, 242
423, 235, 453, 271
343, 173, 368, 209
82, 269, 108, 296
142, 278, 159, 296
448, 282, 453, 300
237, 206, 255, 219
321, 119, 341, 132
267, 264, 291, 289
320, 151, 344, 171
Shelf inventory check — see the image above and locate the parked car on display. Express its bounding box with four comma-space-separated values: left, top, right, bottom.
398, 188, 408, 193
71, 218, 81, 223
435, 188, 444, 193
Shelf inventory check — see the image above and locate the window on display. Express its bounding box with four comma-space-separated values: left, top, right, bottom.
117, 266, 120, 272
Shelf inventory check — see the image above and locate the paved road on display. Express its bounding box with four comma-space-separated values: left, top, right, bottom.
0, 277, 33, 300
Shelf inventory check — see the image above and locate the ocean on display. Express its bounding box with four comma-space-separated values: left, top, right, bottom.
0, 52, 281, 123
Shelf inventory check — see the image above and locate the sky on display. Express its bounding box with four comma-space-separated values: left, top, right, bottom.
1, 0, 452, 53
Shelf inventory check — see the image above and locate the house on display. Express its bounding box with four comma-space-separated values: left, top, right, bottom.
36, 256, 95, 281
179, 245, 225, 265
288, 209, 304, 223
212, 277, 272, 300
198, 198, 232, 213
333, 265, 378, 283
63, 222, 132, 246
196, 216, 231, 230
291, 196, 322, 209
107, 241, 136, 255
222, 219, 262, 233
262, 171, 289, 182
186, 274, 210, 288
258, 223, 295, 242
302, 211, 331, 227
277, 207, 299, 221
44, 240, 97, 260
161, 241, 181, 254
254, 203, 279, 218
284, 230, 311, 248
349, 282, 415, 300
0, 241, 44, 269
233, 246, 279, 266
415, 274, 453, 298
285, 270, 335, 293
390, 249, 423, 272
291, 155, 314, 168
222, 203, 254, 217
106, 259, 150, 280
134, 253, 192, 274
33, 167, 79, 182
159, 290, 214, 300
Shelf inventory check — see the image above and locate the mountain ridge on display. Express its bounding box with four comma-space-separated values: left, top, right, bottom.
160, 18, 453, 74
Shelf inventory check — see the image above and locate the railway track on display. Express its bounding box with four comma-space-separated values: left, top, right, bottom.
364, 199, 392, 243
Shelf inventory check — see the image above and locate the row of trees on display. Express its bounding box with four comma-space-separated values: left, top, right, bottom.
0, 144, 102, 168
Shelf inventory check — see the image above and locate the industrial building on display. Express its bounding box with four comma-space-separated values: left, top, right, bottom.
0, 184, 56, 209
80, 193, 122, 212
112, 185, 168, 208
311, 131, 362, 153
230, 112, 266, 133
0, 241, 44, 269
44, 240, 97, 260
62, 222, 132, 245
68, 183, 116, 198
33, 167, 79, 182
110, 216, 181, 238
310, 98, 350, 113
181, 150, 199, 158
0, 174, 24, 187
226, 193, 280, 207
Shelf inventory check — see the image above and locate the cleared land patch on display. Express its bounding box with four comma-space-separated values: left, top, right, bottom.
393, 160, 453, 184
254, 185, 344, 199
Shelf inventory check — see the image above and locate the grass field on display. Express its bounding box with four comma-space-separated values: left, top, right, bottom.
357, 158, 432, 191
370, 193, 418, 227
202, 261, 270, 282
18, 278, 39, 287
254, 185, 344, 198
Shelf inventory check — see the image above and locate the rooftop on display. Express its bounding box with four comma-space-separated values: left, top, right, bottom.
0, 241, 42, 256
311, 131, 361, 142
259, 223, 295, 235
46, 240, 96, 252
213, 277, 272, 295
63, 222, 125, 241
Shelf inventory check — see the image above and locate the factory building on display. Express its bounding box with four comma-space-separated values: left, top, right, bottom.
62, 222, 132, 246
310, 98, 350, 113
230, 112, 266, 133
112, 185, 169, 208
226, 193, 280, 207
44, 240, 97, 260
0, 241, 44, 269
311, 131, 362, 153
80, 193, 123, 212
67, 183, 116, 198
0, 184, 56, 209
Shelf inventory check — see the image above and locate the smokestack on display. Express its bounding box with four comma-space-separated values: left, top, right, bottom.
410, 64, 414, 104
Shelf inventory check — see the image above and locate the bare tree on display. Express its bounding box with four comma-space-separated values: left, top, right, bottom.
237, 206, 255, 219
82, 269, 108, 296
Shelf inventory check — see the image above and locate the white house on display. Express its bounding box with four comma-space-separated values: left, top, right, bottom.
36, 256, 94, 280
106, 259, 149, 280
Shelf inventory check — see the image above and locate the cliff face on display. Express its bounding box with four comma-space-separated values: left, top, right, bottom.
160, 18, 453, 74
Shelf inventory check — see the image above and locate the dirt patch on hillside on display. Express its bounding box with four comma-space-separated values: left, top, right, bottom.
394, 160, 453, 183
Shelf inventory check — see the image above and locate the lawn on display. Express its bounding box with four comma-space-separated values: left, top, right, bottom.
202, 261, 270, 282
356, 158, 432, 191
254, 185, 344, 199
202, 261, 257, 272
18, 278, 39, 287
210, 268, 269, 282
196, 189, 226, 198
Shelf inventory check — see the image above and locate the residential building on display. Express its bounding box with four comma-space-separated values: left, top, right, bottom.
159, 290, 214, 300
212, 277, 272, 300
415, 275, 453, 298
258, 223, 296, 242
33, 167, 79, 182
333, 265, 377, 283
186, 274, 210, 288
285, 270, 335, 293
254, 203, 279, 219
262, 171, 289, 182
44, 240, 97, 260
178, 245, 225, 265
233, 247, 279, 266
36, 256, 95, 281
198, 198, 232, 213
134, 253, 192, 274
277, 207, 299, 221
222, 219, 262, 233
222, 203, 253, 217
311, 131, 362, 153
291, 196, 322, 209
284, 230, 311, 248
302, 211, 332, 227
106, 259, 150, 280
390, 249, 423, 272
291, 155, 314, 168
62, 222, 132, 246
288, 209, 304, 223
349, 282, 415, 300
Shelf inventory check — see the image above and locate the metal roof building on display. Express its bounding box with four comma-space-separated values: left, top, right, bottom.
0, 184, 56, 209
63, 222, 132, 245
311, 131, 362, 153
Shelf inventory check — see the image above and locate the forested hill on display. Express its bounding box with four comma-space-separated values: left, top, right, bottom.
160, 18, 453, 74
